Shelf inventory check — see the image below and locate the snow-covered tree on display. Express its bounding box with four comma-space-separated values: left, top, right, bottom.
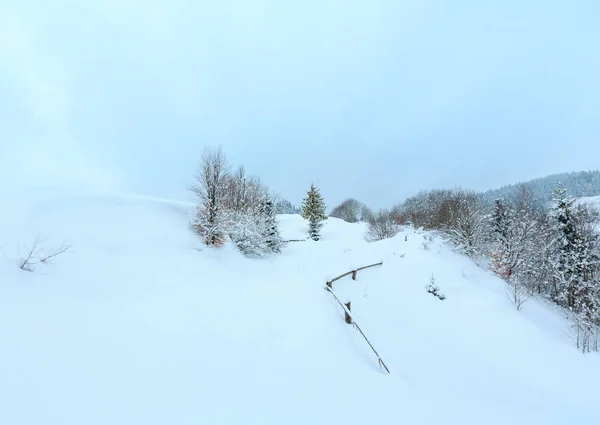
229, 210, 264, 256
549, 185, 600, 323
190, 147, 230, 246
223, 168, 281, 257
302, 184, 326, 241
489, 190, 538, 284
262, 196, 283, 253
550, 184, 581, 307
445, 190, 488, 257
366, 209, 399, 241
274, 199, 302, 215
190, 147, 283, 257
490, 198, 512, 278
330, 198, 373, 223
482, 170, 600, 207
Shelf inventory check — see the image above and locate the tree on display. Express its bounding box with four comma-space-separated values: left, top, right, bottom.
490, 198, 513, 279
222, 166, 281, 257
489, 193, 537, 284
330, 198, 372, 223
190, 147, 230, 246
274, 199, 302, 215
301, 184, 327, 241
444, 190, 488, 257
229, 208, 266, 256
262, 196, 283, 253
365, 209, 399, 241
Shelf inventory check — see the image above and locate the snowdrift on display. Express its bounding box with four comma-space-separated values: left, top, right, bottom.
1, 188, 599, 425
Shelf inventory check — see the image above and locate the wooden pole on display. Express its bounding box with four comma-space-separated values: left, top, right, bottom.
325, 286, 390, 374
344, 302, 352, 324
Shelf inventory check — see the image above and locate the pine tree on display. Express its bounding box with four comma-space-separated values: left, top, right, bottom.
490, 198, 512, 279
551, 183, 579, 306
262, 196, 283, 253
301, 184, 326, 241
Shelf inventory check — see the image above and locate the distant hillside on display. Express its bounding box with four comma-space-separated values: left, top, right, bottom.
482, 170, 600, 206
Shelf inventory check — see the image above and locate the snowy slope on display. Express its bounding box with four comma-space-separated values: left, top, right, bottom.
1, 189, 599, 425
578, 195, 600, 208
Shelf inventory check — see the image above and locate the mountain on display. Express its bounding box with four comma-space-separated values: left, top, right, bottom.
482, 170, 600, 206
1, 188, 599, 424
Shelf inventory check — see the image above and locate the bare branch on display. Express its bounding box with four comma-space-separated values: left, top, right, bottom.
19, 235, 44, 271
39, 242, 73, 265
17, 236, 72, 271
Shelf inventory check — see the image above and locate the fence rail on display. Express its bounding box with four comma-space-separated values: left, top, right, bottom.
326, 262, 383, 288
324, 262, 390, 374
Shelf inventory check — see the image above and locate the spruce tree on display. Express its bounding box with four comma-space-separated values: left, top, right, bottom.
301, 184, 327, 241
262, 196, 282, 253
551, 184, 579, 306
490, 198, 513, 279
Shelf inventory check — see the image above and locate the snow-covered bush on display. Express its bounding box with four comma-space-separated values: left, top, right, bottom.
190, 147, 282, 256
426, 275, 446, 300
366, 209, 399, 241
330, 198, 373, 223
226, 186, 282, 257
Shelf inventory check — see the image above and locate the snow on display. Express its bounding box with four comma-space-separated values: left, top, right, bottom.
1, 188, 600, 424
578, 195, 600, 209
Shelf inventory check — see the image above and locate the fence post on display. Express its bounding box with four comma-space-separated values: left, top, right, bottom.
345, 302, 352, 324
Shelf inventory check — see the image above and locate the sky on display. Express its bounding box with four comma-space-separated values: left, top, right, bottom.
1, 0, 599, 210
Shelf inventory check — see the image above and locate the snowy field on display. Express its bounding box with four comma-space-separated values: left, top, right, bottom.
1, 188, 600, 424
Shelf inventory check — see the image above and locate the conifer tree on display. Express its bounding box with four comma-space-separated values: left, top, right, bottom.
551, 184, 579, 307
301, 184, 327, 241
262, 196, 283, 253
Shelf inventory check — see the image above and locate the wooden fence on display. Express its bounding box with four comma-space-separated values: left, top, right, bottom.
325, 262, 384, 288
324, 262, 390, 374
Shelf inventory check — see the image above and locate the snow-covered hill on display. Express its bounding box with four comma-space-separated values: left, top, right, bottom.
1, 189, 599, 425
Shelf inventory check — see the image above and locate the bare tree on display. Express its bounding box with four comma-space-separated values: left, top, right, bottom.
330, 198, 372, 223
19, 236, 44, 271
190, 146, 230, 246
506, 278, 530, 311
444, 190, 488, 257
17, 235, 72, 272
366, 209, 399, 241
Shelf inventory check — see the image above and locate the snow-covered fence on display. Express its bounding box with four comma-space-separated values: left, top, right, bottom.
325, 286, 390, 374
325, 262, 383, 288
324, 262, 390, 374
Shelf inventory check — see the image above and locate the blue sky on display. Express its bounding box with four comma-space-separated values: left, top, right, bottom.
1, 0, 599, 209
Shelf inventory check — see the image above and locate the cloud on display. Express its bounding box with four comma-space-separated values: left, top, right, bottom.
1, 0, 599, 210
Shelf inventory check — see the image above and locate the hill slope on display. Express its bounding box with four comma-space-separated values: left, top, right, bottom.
482, 170, 600, 205
1, 189, 599, 424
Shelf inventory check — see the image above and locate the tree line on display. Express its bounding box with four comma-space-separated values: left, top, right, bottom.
482, 170, 600, 206
330, 184, 600, 352
385, 184, 600, 352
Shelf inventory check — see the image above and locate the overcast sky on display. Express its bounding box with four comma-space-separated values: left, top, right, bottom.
1, 0, 599, 209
